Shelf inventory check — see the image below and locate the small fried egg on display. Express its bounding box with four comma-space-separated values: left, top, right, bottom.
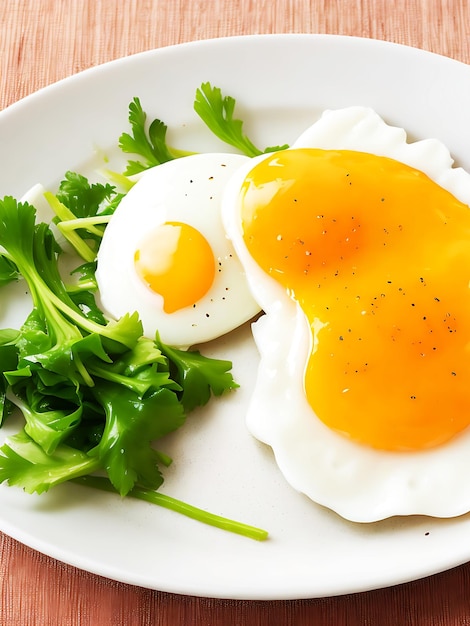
223, 107, 470, 522
96, 153, 260, 347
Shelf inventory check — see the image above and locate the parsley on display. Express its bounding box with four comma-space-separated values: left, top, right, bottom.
55, 171, 117, 219
157, 337, 238, 413
0, 82, 280, 541
118, 97, 193, 175
75, 475, 268, 541
194, 82, 289, 157
118, 83, 288, 177
0, 197, 267, 539
44, 172, 122, 262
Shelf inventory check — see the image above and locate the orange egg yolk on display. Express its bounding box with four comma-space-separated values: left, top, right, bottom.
240, 148, 470, 451
134, 221, 215, 313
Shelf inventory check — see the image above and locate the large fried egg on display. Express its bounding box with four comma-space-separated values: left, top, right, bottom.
222, 107, 470, 522
96, 153, 260, 347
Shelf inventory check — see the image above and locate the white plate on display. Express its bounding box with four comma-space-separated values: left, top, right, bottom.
1, 34, 470, 601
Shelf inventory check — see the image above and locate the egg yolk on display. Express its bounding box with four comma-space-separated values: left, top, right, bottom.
240, 148, 470, 451
134, 221, 215, 313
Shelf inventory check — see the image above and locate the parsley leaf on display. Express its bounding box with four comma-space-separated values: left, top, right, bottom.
44, 172, 121, 262
156, 336, 239, 413
56, 171, 117, 219
90, 382, 185, 495
0, 431, 100, 494
194, 82, 289, 157
118, 97, 176, 175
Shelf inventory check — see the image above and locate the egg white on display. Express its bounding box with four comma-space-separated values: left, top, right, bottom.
96, 153, 261, 348
222, 107, 470, 522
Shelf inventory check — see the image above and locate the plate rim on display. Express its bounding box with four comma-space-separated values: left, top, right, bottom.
1, 32, 470, 600
2, 33, 469, 117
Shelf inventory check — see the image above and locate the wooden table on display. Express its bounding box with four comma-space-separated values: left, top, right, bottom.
1, 1, 470, 624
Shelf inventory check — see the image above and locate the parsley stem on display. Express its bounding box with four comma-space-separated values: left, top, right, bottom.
43, 192, 97, 262
99, 169, 136, 192
74, 475, 268, 542
57, 215, 111, 236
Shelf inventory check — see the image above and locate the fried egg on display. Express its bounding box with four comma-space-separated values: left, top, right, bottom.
96, 153, 260, 347
222, 107, 470, 522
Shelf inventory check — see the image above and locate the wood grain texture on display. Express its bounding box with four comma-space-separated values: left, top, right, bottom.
2, 0, 470, 110
1, 1, 470, 624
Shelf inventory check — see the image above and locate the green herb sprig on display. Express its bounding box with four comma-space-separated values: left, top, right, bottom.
194, 82, 289, 156
0, 82, 277, 540
0, 198, 266, 539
